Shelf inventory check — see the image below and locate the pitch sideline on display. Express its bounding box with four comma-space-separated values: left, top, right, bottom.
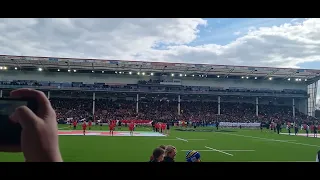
216, 132, 320, 148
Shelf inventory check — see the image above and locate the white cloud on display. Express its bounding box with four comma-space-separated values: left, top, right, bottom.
1, 18, 320, 105
0, 18, 320, 68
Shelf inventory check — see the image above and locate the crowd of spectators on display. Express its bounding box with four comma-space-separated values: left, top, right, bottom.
51, 98, 318, 125
0, 80, 315, 124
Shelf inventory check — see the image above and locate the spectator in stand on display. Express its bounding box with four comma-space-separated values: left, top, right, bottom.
1, 80, 316, 126
50, 98, 318, 126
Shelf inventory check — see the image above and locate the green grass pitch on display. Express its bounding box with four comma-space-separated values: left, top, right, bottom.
0, 125, 319, 162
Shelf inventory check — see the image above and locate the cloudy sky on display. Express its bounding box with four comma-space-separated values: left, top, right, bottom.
0, 18, 320, 102
0, 18, 319, 69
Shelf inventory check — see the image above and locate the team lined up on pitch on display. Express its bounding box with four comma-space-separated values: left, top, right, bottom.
69, 119, 171, 136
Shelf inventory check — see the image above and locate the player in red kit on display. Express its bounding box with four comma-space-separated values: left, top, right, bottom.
161, 123, 166, 134
158, 123, 161, 133
109, 121, 115, 136
82, 121, 87, 135
88, 120, 92, 130
129, 122, 135, 136
182, 121, 186, 128
73, 120, 77, 130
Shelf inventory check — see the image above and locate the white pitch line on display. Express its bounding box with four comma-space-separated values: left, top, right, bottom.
157, 139, 179, 140
181, 150, 255, 152
187, 139, 207, 140
181, 150, 215, 152
176, 137, 189, 142
217, 150, 255, 152
157, 139, 207, 141
216, 132, 320, 148
205, 146, 234, 156
248, 161, 314, 162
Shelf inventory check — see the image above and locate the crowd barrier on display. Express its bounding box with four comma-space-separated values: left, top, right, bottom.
219, 122, 261, 128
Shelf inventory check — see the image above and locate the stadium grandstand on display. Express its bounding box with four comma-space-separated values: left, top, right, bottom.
0, 54, 319, 127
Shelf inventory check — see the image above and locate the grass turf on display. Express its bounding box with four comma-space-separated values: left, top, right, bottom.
0, 125, 319, 162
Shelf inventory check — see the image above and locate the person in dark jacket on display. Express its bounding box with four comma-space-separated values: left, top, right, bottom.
313, 124, 318, 138
317, 150, 320, 162
162, 145, 176, 162
149, 147, 165, 162
150, 145, 166, 161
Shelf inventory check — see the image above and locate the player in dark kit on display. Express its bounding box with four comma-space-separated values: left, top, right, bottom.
118, 120, 122, 130
276, 123, 281, 134
193, 121, 197, 129
294, 124, 298, 135
313, 124, 318, 138
151, 121, 155, 132
216, 121, 219, 130
82, 121, 87, 135
260, 123, 263, 132
287, 124, 291, 135
166, 121, 170, 135
99, 121, 103, 130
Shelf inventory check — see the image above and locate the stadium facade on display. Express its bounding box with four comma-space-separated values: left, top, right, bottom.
0, 55, 319, 118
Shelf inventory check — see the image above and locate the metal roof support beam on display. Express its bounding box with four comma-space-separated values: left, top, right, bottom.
244, 70, 255, 77
12, 59, 21, 69
91, 63, 95, 71
283, 72, 298, 80
224, 68, 234, 78
264, 69, 279, 79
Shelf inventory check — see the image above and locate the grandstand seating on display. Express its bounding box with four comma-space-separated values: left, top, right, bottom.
0, 80, 317, 125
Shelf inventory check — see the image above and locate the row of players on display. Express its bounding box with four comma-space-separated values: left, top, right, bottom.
69, 120, 135, 136
69, 120, 171, 136
151, 121, 171, 135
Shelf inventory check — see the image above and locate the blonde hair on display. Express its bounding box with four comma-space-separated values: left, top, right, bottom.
165, 145, 176, 156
